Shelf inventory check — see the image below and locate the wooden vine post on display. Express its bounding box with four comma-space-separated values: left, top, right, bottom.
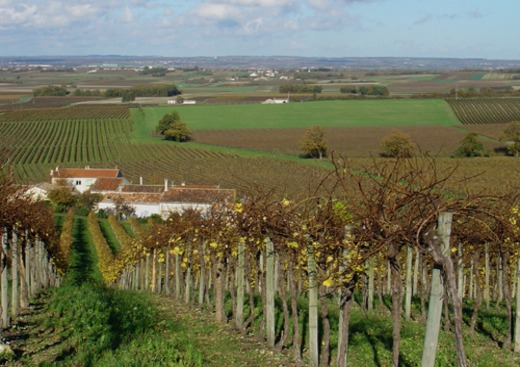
404, 244, 413, 320
421, 212, 451, 367
1, 229, 9, 328
11, 230, 19, 318
514, 254, 520, 352
367, 256, 375, 311
265, 238, 276, 347
235, 239, 245, 330
307, 244, 319, 367
164, 246, 171, 296
175, 252, 181, 300
198, 242, 206, 308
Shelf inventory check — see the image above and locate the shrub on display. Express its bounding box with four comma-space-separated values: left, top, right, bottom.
379, 132, 415, 158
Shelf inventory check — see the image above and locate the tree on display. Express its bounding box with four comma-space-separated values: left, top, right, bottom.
155, 111, 191, 142
453, 132, 489, 157
76, 191, 102, 215
379, 132, 414, 158
121, 89, 136, 103
298, 126, 328, 159
32, 85, 68, 97
502, 121, 520, 157
47, 186, 75, 213
114, 196, 135, 219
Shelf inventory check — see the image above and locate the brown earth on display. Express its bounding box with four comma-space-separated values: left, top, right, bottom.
192, 125, 504, 158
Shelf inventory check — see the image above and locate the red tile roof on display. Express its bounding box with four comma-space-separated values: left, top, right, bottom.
90, 178, 124, 192
162, 187, 236, 204
101, 188, 236, 205
102, 193, 163, 204
53, 168, 121, 179
122, 185, 164, 193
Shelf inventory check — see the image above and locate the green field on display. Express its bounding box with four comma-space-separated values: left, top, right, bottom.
134, 99, 459, 136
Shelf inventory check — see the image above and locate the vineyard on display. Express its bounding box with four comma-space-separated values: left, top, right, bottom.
1, 98, 520, 365
0, 104, 130, 122
37, 156, 520, 367
0, 103, 517, 198
446, 98, 520, 124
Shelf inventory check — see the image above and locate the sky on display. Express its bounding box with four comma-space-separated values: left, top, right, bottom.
0, 0, 518, 59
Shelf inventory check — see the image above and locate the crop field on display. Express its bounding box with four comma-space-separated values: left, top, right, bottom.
0, 96, 108, 110
0, 104, 130, 122
138, 99, 459, 131
446, 97, 520, 124
0, 97, 517, 197
192, 125, 504, 157
462, 122, 510, 140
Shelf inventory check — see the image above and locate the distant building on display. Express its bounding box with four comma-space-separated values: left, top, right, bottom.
167, 99, 196, 105
262, 98, 289, 104
50, 166, 122, 193
47, 167, 235, 218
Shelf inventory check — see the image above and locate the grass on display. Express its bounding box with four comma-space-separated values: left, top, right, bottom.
9, 215, 204, 367
98, 217, 121, 253
132, 99, 459, 134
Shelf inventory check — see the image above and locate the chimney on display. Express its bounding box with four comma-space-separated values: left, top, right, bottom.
140, 177, 143, 185
181, 181, 185, 187
164, 178, 169, 192
85, 165, 90, 169
50, 169, 54, 177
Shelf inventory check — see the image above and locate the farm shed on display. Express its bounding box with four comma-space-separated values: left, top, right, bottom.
261, 98, 289, 104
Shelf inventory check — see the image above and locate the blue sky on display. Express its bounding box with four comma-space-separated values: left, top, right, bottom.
0, 0, 517, 59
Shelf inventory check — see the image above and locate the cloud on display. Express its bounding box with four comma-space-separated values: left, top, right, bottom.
0, 0, 375, 55
0, 3, 37, 26
414, 10, 485, 26
182, 0, 355, 37
0, 1, 168, 29
468, 10, 484, 18
414, 14, 434, 25
122, 6, 134, 23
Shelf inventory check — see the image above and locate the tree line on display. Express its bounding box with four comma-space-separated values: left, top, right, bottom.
340, 84, 389, 96
279, 84, 323, 94
32, 84, 181, 98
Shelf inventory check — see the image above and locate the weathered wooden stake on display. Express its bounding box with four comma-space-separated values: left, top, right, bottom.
265, 238, 275, 347
1, 229, 10, 327
307, 246, 319, 367
11, 230, 19, 318
421, 212, 451, 367
236, 239, 245, 330
405, 244, 413, 320
514, 255, 520, 352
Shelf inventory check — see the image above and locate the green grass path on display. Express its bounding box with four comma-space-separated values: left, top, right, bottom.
1, 216, 296, 366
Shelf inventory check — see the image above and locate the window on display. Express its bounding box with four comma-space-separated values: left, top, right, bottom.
76, 180, 82, 185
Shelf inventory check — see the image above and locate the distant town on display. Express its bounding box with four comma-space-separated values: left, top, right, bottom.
2, 55, 520, 71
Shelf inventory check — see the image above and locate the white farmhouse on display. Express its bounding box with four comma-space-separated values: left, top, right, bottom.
96, 182, 235, 218
50, 166, 122, 193
48, 167, 236, 218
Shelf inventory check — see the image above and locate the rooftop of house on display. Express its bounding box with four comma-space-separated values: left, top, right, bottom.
51, 166, 121, 179
162, 187, 236, 204
48, 166, 236, 205
103, 193, 163, 204
122, 184, 165, 193
90, 178, 125, 192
